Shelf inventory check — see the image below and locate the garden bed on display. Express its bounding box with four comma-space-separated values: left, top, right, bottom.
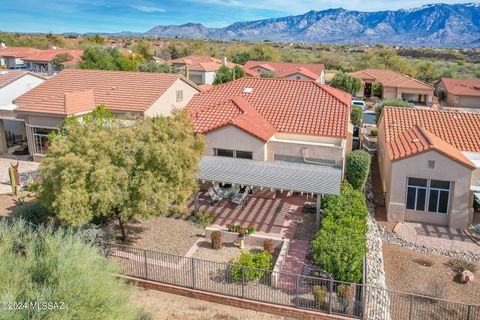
105, 215, 205, 256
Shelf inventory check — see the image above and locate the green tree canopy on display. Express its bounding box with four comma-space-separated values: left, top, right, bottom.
0, 219, 139, 319
132, 39, 154, 61
260, 71, 276, 78
250, 44, 280, 61
213, 65, 246, 85
415, 61, 440, 82
138, 61, 179, 73
51, 53, 73, 72
77, 47, 138, 71
330, 72, 362, 94
38, 108, 205, 241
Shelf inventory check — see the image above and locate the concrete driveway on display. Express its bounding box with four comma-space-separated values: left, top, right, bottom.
0, 158, 40, 194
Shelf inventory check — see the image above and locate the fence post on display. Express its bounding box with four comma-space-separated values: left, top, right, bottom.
191, 258, 196, 290
294, 275, 298, 307
143, 250, 148, 280
408, 294, 414, 320
467, 305, 472, 320
328, 279, 333, 314
241, 266, 245, 299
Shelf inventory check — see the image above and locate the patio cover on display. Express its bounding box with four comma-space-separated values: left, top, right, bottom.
197, 156, 342, 195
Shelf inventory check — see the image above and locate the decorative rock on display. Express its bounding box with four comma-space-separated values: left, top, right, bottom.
461, 270, 474, 284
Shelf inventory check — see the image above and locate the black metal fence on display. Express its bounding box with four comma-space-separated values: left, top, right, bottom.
104, 243, 480, 320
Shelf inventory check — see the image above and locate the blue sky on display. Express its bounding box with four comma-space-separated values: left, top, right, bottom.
0, 0, 473, 33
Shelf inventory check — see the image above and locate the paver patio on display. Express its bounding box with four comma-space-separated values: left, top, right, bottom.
189, 192, 314, 275
394, 222, 479, 252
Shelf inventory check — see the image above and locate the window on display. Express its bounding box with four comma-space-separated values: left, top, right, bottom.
235, 150, 253, 159
32, 127, 56, 155
428, 180, 450, 214
428, 160, 435, 169
406, 178, 450, 214
406, 178, 427, 211
296, 76, 301, 80
214, 148, 252, 159
176, 90, 183, 102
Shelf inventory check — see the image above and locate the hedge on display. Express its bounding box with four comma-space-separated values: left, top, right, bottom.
346, 150, 372, 190
375, 99, 413, 123
313, 181, 368, 283
230, 251, 272, 282
350, 105, 363, 126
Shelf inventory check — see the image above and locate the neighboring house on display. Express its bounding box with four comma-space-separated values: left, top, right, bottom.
187, 77, 351, 228
0, 46, 41, 68
22, 49, 84, 75
377, 107, 480, 229
350, 69, 433, 105
169, 56, 239, 85
13, 69, 201, 160
244, 61, 325, 83
0, 70, 46, 154
436, 78, 480, 112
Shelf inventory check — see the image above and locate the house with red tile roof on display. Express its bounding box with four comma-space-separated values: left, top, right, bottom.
22, 49, 84, 75
243, 61, 325, 83
350, 69, 433, 105
11, 69, 201, 160
169, 55, 242, 85
0, 46, 41, 68
377, 106, 480, 229
188, 76, 351, 176
436, 78, 480, 112
0, 70, 46, 154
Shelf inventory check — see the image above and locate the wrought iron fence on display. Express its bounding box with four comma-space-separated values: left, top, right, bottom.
104, 243, 480, 320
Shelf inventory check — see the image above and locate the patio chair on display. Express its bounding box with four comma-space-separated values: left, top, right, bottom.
208, 187, 222, 203
213, 184, 226, 198
232, 186, 250, 205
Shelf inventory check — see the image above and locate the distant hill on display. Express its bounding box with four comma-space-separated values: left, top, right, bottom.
143, 3, 480, 47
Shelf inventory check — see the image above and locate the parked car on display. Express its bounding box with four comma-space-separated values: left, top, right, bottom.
351, 100, 366, 110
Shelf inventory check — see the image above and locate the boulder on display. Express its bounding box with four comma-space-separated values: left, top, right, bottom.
460, 270, 474, 284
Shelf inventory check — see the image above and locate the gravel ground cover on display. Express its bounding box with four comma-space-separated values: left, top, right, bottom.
105, 215, 205, 256
383, 244, 480, 305
292, 211, 316, 241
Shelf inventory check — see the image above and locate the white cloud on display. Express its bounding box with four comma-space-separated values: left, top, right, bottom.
131, 5, 166, 13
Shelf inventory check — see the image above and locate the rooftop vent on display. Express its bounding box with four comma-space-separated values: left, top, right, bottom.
412, 138, 420, 143
243, 87, 253, 94
111, 86, 117, 90
0, 71, 8, 76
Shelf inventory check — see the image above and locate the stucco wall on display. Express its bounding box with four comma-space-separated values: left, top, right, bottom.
144, 78, 200, 116
266, 139, 344, 166
458, 96, 480, 110
203, 125, 267, 161
284, 74, 316, 81
387, 151, 473, 229
0, 74, 45, 106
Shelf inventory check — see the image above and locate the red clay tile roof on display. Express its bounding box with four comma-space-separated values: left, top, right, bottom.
170, 55, 237, 72
0, 47, 41, 58
244, 61, 324, 79
187, 77, 351, 138
0, 70, 44, 89
387, 125, 476, 169
440, 78, 480, 97
243, 68, 259, 77
350, 68, 433, 91
382, 106, 480, 153
14, 69, 199, 116
22, 49, 84, 65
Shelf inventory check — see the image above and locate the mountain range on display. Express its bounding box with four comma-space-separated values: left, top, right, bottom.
142, 3, 480, 48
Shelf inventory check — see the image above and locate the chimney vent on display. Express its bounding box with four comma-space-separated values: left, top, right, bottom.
243, 87, 253, 94
221, 57, 228, 66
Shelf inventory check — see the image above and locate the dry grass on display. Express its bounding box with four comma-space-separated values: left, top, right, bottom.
383, 244, 480, 305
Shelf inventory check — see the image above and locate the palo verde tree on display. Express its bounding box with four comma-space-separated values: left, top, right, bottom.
51, 53, 73, 72
38, 107, 205, 241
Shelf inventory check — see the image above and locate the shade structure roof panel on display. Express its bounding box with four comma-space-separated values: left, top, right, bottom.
196, 156, 342, 195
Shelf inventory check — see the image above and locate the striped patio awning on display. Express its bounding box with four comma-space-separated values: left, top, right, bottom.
196, 156, 342, 195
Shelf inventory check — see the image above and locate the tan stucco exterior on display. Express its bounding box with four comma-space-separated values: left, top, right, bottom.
377, 116, 476, 229
436, 81, 480, 111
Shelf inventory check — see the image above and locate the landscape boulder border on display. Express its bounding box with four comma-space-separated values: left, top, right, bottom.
365, 216, 391, 320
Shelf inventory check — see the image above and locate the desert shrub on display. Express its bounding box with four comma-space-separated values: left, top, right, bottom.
193, 210, 215, 227
211, 231, 223, 250
437, 89, 447, 101
0, 219, 139, 319
375, 99, 412, 123
13, 200, 54, 226
446, 258, 477, 274
370, 128, 378, 137
337, 284, 355, 311
350, 106, 363, 126
345, 150, 372, 190
312, 285, 328, 308
263, 239, 275, 254
330, 72, 361, 94
230, 251, 272, 282
372, 82, 382, 97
